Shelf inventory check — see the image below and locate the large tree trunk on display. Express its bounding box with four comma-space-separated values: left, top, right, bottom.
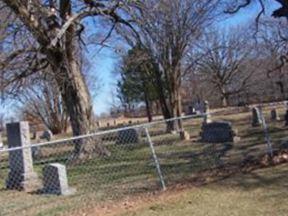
168, 69, 184, 133
51, 1, 109, 160
48, 50, 91, 143
47, 49, 110, 159
170, 82, 184, 134
170, 91, 179, 132
143, 90, 153, 122
176, 90, 183, 131
3, 0, 111, 160
156, 82, 175, 132
153, 68, 175, 132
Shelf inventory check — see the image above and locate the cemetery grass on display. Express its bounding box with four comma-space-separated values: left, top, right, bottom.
0, 107, 287, 216
118, 163, 288, 216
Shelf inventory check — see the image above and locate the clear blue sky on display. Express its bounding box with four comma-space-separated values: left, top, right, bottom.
0, 1, 280, 119
91, 49, 120, 116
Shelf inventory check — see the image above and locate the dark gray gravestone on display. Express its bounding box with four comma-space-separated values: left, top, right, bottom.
0, 132, 3, 148
41, 130, 53, 141
189, 106, 197, 115
6, 122, 40, 192
271, 108, 280, 121
285, 110, 288, 126
42, 163, 76, 196
200, 121, 239, 143
116, 128, 139, 145
252, 107, 262, 127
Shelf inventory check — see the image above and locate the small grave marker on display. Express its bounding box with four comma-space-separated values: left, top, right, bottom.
252, 107, 262, 127
42, 163, 76, 196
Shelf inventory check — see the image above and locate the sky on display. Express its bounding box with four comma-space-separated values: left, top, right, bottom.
0, 1, 281, 119
90, 50, 119, 116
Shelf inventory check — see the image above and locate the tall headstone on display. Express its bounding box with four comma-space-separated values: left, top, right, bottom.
6, 122, 40, 192
252, 107, 262, 127
203, 101, 212, 124
42, 163, 75, 196
285, 110, 288, 126
0, 132, 3, 148
271, 108, 280, 121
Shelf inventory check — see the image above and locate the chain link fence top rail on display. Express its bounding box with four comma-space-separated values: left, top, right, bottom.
0, 104, 287, 216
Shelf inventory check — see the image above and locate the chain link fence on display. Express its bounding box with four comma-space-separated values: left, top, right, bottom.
0, 102, 287, 215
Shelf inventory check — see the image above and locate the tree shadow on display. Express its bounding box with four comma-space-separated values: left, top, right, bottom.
220, 164, 288, 193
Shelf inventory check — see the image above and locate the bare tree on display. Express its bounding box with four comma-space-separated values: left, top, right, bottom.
252, 19, 288, 101
17, 74, 69, 134
194, 30, 255, 107
224, 0, 287, 20
224, 1, 288, 100
119, 0, 221, 132
0, 1, 135, 158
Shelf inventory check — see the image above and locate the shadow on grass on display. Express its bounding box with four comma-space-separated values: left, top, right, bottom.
220, 164, 288, 193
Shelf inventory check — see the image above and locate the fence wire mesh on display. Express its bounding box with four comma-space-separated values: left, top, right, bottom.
0, 102, 287, 215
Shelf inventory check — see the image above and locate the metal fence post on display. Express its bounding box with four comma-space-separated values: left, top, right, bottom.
144, 127, 166, 191
259, 108, 274, 158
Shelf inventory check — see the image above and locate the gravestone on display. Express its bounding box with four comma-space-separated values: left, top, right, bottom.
271, 108, 280, 121
116, 128, 139, 145
179, 130, 190, 141
6, 122, 40, 192
41, 130, 53, 141
188, 106, 197, 115
32, 146, 42, 159
200, 121, 239, 143
203, 101, 212, 124
0, 132, 3, 148
252, 107, 262, 127
285, 110, 288, 126
42, 163, 76, 195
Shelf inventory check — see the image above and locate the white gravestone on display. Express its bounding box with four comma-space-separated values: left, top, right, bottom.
203, 101, 212, 124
